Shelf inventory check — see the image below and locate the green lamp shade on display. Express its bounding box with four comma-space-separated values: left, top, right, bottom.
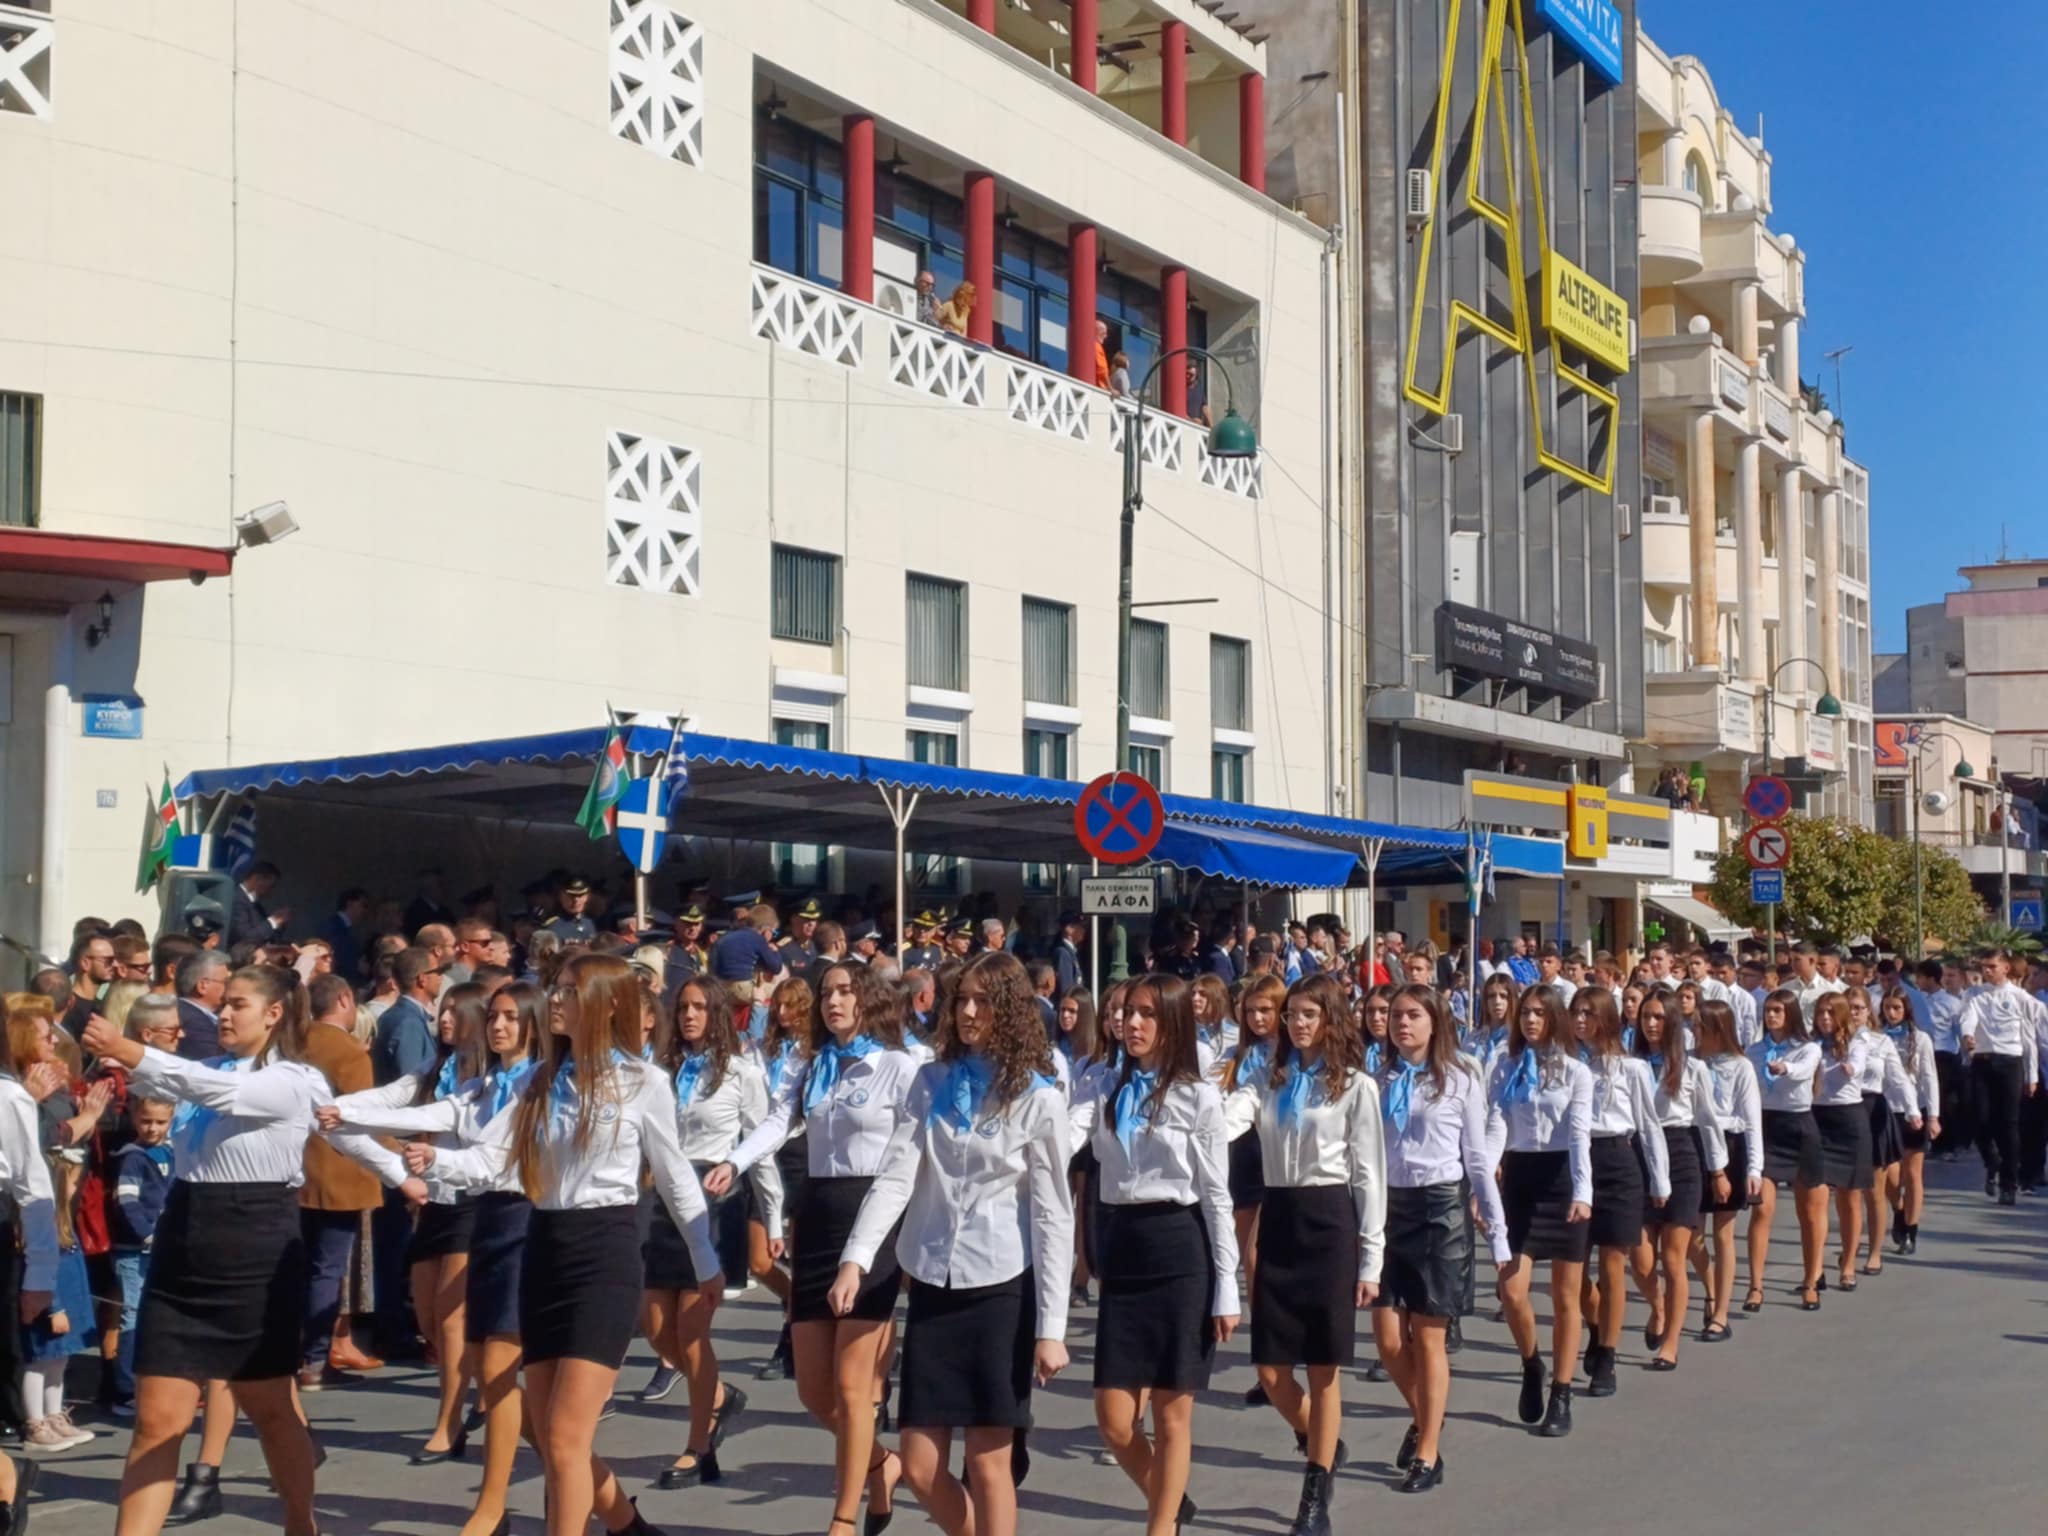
1815, 691, 1843, 717
1954, 758, 1975, 781
1207, 408, 1258, 459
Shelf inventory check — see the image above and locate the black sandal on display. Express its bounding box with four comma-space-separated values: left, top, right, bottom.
706, 1384, 748, 1450
1699, 1322, 1732, 1343
1742, 1288, 1764, 1313
1798, 1285, 1821, 1312
865, 1447, 901, 1536
657, 1448, 720, 1489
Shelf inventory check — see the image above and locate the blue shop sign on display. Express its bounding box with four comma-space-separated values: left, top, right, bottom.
82, 695, 145, 739
1537, 0, 1624, 87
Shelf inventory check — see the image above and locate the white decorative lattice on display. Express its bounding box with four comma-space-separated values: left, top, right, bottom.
1199, 441, 1263, 499
0, 5, 53, 120
608, 0, 703, 166
605, 430, 702, 596
889, 323, 986, 407
1005, 362, 1090, 443
750, 264, 864, 368
1109, 406, 1186, 473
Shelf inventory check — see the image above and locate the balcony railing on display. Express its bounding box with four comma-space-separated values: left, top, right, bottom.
889, 322, 986, 408
0, 3, 53, 120
1109, 403, 1187, 473
750, 266, 864, 369
1005, 360, 1091, 443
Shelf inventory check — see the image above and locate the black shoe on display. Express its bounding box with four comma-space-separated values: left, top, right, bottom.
1444, 1318, 1464, 1355
1285, 1463, 1332, 1536
1362, 1360, 1389, 1383
1905, 1224, 1919, 1254
1516, 1354, 1546, 1425
461, 1404, 486, 1435
1244, 1383, 1269, 1406
1645, 1357, 1678, 1373
2000, 1188, 2019, 1206
1537, 1383, 1572, 1438
640, 1364, 680, 1402
408, 1429, 466, 1466
1176, 1493, 1197, 1531
1071, 1282, 1092, 1308
1584, 1345, 1616, 1399
1986, 1174, 1998, 1197
1395, 1424, 1419, 1470
618, 1496, 665, 1536
656, 1448, 720, 1489
1890, 1207, 1907, 1246
1011, 1428, 1029, 1489
707, 1385, 747, 1451
164, 1463, 222, 1526
1291, 1433, 1346, 1472
757, 1323, 793, 1381
1699, 1322, 1732, 1344
598, 1396, 618, 1421
1398, 1455, 1444, 1494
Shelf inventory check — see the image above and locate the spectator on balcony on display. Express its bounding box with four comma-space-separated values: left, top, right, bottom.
915, 270, 939, 328
935, 280, 975, 338
1094, 318, 1111, 389
1185, 361, 1212, 427
1109, 351, 1132, 399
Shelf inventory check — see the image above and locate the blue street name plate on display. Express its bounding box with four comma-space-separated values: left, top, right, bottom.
1750, 869, 1784, 905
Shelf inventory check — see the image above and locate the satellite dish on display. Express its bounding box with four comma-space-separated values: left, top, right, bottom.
1922, 790, 1952, 816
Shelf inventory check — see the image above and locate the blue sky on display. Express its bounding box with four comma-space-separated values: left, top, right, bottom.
1637, 0, 2048, 650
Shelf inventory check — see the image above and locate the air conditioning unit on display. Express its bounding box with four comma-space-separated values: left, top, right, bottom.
1648, 494, 1682, 520
1405, 168, 1433, 223
1438, 412, 1464, 453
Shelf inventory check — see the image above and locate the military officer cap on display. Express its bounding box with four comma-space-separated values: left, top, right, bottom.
675, 904, 707, 925
791, 897, 824, 921
562, 876, 591, 896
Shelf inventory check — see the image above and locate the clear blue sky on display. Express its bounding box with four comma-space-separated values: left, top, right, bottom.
1638, 0, 2048, 650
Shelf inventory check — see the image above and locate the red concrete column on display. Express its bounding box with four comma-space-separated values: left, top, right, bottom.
1071, 0, 1099, 92
964, 170, 995, 346
967, 0, 995, 32
841, 114, 874, 303
1162, 265, 1188, 416
1161, 20, 1187, 145
1239, 72, 1266, 192
1068, 223, 1098, 385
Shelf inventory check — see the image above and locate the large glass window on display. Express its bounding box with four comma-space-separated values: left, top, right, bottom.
907, 575, 967, 691
1209, 636, 1250, 731
906, 730, 961, 892
1130, 619, 1169, 720
1127, 742, 1164, 787
772, 719, 831, 887
1211, 749, 1248, 803
1023, 727, 1070, 779
0, 393, 37, 528
1022, 598, 1074, 707
771, 545, 839, 645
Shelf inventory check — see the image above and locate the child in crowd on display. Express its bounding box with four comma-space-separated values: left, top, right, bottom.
22, 1145, 96, 1451
107, 1096, 177, 1417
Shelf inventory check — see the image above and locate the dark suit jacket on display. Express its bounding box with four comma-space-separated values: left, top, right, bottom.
300, 1024, 385, 1211
371, 995, 437, 1087
228, 886, 273, 948
175, 998, 220, 1060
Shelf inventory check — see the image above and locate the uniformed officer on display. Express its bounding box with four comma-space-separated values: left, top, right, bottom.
846, 921, 883, 966
945, 917, 976, 960
778, 897, 823, 972
901, 909, 945, 971
664, 904, 710, 986
540, 876, 599, 946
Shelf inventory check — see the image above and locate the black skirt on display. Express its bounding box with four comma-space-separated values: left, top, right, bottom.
1587, 1135, 1646, 1250
1814, 1102, 1873, 1191
772, 1134, 809, 1225
521, 1207, 642, 1367
1501, 1150, 1591, 1263
1705, 1132, 1752, 1213
1647, 1126, 1704, 1232
1251, 1185, 1356, 1367
1899, 1113, 1929, 1153
1867, 1092, 1904, 1168
465, 1191, 531, 1343
409, 1198, 477, 1264
644, 1162, 739, 1292
791, 1175, 902, 1323
1375, 1182, 1468, 1318
1227, 1130, 1265, 1211
135, 1182, 305, 1382
1095, 1202, 1217, 1391
1761, 1109, 1824, 1187
899, 1270, 1037, 1429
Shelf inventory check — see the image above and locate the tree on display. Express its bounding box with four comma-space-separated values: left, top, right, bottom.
1708, 816, 1894, 945
1872, 839, 1982, 955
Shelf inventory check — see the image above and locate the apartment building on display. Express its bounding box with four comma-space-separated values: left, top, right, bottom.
0, 0, 1341, 948
1888, 559, 2048, 774
1630, 30, 1875, 827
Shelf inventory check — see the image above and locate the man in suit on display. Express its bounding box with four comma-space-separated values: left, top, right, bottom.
372, 948, 440, 1086
173, 950, 230, 1060
229, 861, 291, 949
323, 888, 369, 983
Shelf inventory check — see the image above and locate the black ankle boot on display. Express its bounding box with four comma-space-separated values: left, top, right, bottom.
1537, 1382, 1573, 1438
1585, 1344, 1617, 1398
1286, 1462, 1332, 1536
1905, 1223, 1919, 1254
1517, 1354, 1547, 1424
165, 1463, 222, 1526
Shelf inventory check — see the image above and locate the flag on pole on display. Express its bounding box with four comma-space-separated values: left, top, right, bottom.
576, 722, 629, 841
136, 771, 178, 893
661, 713, 690, 822
220, 799, 259, 879
1481, 831, 1497, 904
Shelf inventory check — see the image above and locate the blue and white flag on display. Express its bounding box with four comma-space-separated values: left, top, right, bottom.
662, 712, 690, 822
221, 800, 259, 879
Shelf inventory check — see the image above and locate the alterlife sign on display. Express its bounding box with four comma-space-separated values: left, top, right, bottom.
1537, 0, 1624, 86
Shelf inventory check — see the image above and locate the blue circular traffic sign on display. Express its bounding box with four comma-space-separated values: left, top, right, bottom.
1074, 773, 1165, 866
1743, 774, 1791, 822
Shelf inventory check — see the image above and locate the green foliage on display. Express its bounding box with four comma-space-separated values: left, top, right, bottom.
1709, 816, 1893, 945
1885, 842, 1985, 954
1968, 923, 2044, 960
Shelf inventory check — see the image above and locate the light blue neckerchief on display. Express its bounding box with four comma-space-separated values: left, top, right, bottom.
640, 1041, 656, 1064
1622, 1026, 1637, 1052
1236, 1038, 1273, 1085
1647, 1051, 1667, 1078
479, 1058, 536, 1125
1883, 1025, 1910, 1046
765, 1039, 803, 1098
1364, 1041, 1384, 1075
433, 1053, 469, 1101
674, 1050, 711, 1107
549, 1049, 634, 1122
804, 1033, 881, 1115
1276, 1059, 1325, 1128
1113, 1068, 1157, 1157
928, 1054, 994, 1132
747, 1001, 771, 1043
170, 1054, 245, 1143
1384, 1057, 1427, 1135
1764, 1036, 1799, 1066
1498, 1048, 1541, 1108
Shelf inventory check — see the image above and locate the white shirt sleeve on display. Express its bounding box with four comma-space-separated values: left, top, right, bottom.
1566, 1062, 1593, 1207
1883, 1041, 1920, 1120
737, 1062, 784, 1237
1691, 1061, 1728, 1173
728, 1061, 804, 1175
0, 1087, 58, 1293
1630, 1065, 1672, 1202
1022, 1091, 1075, 1343
1736, 1061, 1764, 1181
1347, 1076, 1388, 1286
1190, 1086, 1243, 1318
1460, 1072, 1513, 1266
131, 1047, 310, 1122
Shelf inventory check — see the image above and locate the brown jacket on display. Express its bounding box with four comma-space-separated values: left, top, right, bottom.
299, 1022, 386, 1211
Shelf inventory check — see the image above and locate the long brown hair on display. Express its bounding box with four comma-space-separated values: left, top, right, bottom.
1383, 983, 1461, 1098
415, 980, 489, 1105
1572, 985, 1627, 1060
1115, 973, 1202, 1124
1224, 973, 1286, 1091
232, 964, 310, 1066
1761, 986, 1808, 1042
1094, 980, 1131, 1066
1274, 972, 1361, 1098
1508, 983, 1572, 1088
1814, 991, 1859, 1059
1191, 973, 1233, 1035
664, 974, 740, 1099
764, 977, 814, 1059
491, 980, 545, 1067
809, 962, 905, 1054
1693, 997, 1742, 1059
938, 952, 1055, 1113
1632, 986, 1686, 1095
1056, 987, 1099, 1060
509, 953, 642, 1201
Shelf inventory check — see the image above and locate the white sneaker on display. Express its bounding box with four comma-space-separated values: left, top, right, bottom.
22, 1420, 73, 1453
49, 1412, 93, 1447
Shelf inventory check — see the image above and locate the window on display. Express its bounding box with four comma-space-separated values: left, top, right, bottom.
1023, 727, 1070, 780
1209, 637, 1250, 731
1130, 619, 1169, 720
1022, 598, 1074, 707
906, 729, 957, 766
1211, 749, 1248, 802
771, 545, 839, 644
771, 719, 830, 887
1127, 743, 1164, 787
0, 393, 37, 528
906, 731, 961, 892
907, 575, 966, 691
1683, 152, 1714, 209
1644, 631, 1677, 674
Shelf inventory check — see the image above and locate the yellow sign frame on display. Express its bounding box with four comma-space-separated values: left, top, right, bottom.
1402, 0, 1623, 494
1566, 784, 1610, 860
1542, 250, 1630, 373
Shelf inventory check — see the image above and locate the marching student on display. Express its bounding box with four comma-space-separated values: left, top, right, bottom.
707, 962, 920, 1536
1627, 988, 1728, 1370
829, 951, 1072, 1536
1057, 988, 1100, 1309
407, 952, 725, 1536
81, 968, 419, 1536
1744, 989, 1826, 1311
1468, 974, 1517, 1073
1879, 986, 1940, 1254
1569, 986, 1667, 1398
1069, 973, 1239, 1534
1190, 974, 1237, 1059
748, 976, 813, 1382
1222, 973, 1387, 1536
1360, 986, 1391, 1075
1847, 987, 1920, 1277
1916, 960, 1972, 1158
1375, 985, 1506, 1492
1960, 948, 2043, 1205
322, 980, 545, 1536
1811, 992, 1874, 1295
1484, 985, 1593, 1437
1691, 1000, 1762, 1340
1224, 976, 1283, 1340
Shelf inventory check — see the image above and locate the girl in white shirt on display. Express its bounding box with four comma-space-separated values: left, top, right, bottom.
1221, 973, 1387, 1536
83, 966, 416, 1536
407, 952, 722, 1536
1070, 973, 1239, 1535
1745, 987, 1826, 1311
1690, 1000, 1763, 1342
1466, 974, 1516, 1076
1485, 985, 1592, 1436
829, 951, 1071, 1536
1849, 987, 1920, 1278
1811, 992, 1875, 1295
747, 975, 815, 1381
1223, 975, 1284, 1382
1878, 986, 1940, 1256
1374, 986, 1505, 1493
706, 963, 919, 1536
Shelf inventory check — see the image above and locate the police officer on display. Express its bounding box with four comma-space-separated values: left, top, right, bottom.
540, 876, 598, 945
846, 921, 883, 966
901, 909, 945, 972
778, 897, 823, 972
665, 904, 709, 985
945, 917, 976, 960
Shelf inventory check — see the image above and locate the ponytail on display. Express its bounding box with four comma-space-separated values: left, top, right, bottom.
232, 963, 310, 1065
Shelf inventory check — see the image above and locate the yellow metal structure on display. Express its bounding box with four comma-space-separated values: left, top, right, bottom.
1566, 783, 1611, 860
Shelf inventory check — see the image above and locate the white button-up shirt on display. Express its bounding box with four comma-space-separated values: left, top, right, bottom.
1584, 1053, 1672, 1201
1700, 1054, 1764, 1182
1747, 1038, 1822, 1112
841, 1066, 1073, 1341
1645, 1056, 1731, 1172
1723, 985, 1760, 1049
1892, 1030, 1940, 1119
1069, 1072, 1241, 1318
332, 1075, 466, 1204
1483, 1050, 1593, 1206
1857, 1032, 1922, 1117
135, 1047, 406, 1189
1222, 1062, 1388, 1285
1788, 974, 1847, 1026
0, 1075, 59, 1292
730, 1046, 923, 1180
675, 1052, 782, 1233
1815, 1032, 1873, 1107
1380, 1061, 1510, 1265
1962, 984, 2046, 1088
1918, 988, 1967, 1054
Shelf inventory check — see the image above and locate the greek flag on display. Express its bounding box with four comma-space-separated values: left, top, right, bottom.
221, 800, 259, 879
662, 713, 691, 822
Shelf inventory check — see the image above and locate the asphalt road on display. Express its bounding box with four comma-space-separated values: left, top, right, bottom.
27, 1158, 2047, 1534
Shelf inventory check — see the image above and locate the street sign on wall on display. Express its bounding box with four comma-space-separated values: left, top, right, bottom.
1080, 877, 1156, 916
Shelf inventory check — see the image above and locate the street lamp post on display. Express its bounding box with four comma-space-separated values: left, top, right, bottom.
1905, 730, 1974, 961
1756, 658, 1843, 967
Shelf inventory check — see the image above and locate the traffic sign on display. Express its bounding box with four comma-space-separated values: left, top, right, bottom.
1750, 868, 1784, 905
613, 776, 671, 874
1081, 876, 1156, 915
2013, 894, 2045, 933
1074, 772, 1165, 866
1743, 823, 1789, 870
1743, 773, 1792, 822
